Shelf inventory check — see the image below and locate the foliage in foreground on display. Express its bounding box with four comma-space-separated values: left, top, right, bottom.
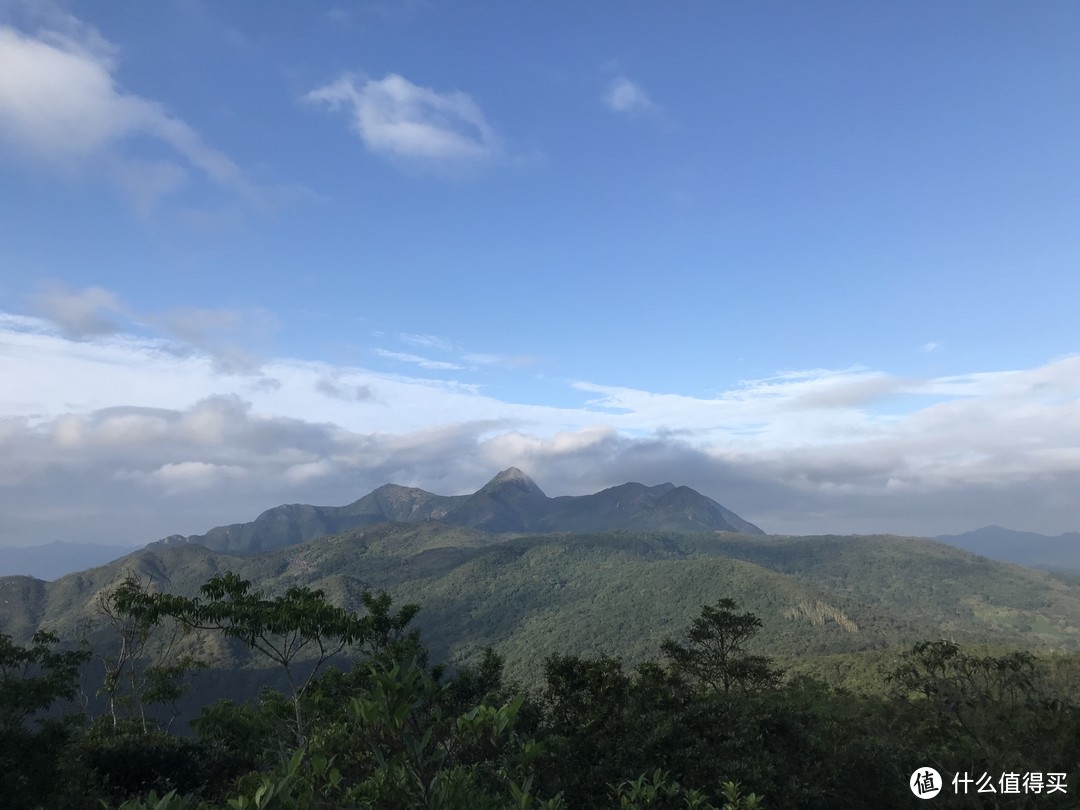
1, 574, 1078, 809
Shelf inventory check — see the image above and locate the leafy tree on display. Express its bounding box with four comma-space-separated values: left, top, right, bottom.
540, 654, 633, 804
68, 722, 233, 807
0, 629, 88, 730
0, 630, 90, 807
889, 640, 1080, 786
23, 571, 1080, 809
661, 598, 781, 695
97, 575, 206, 733
114, 572, 418, 741
612, 770, 764, 809
190, 688, 295, 779
211, 657, 562, 810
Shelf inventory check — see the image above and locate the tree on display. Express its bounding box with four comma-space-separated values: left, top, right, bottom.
0, 630, 88, 731
889, 640, 1077, 782
113, 572, 419, 742
661, 599, 781, 695
0, 630, 90, 806
98, 575, 205, 733
209, 657, 562, 810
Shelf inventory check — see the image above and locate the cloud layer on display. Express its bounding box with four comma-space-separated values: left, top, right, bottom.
2, 307, 1080, 546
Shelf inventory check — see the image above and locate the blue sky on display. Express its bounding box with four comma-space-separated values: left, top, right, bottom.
1, 0, 1078, 545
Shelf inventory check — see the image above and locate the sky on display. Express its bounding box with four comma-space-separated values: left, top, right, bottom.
1, 0, 1078, 547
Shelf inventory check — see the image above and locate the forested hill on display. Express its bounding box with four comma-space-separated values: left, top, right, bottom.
6, 524, 1080, 808
6, 525, 1080, 685
154, 467, 764, 554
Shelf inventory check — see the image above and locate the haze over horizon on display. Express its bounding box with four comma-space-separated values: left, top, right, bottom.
2, 2, 1078, 546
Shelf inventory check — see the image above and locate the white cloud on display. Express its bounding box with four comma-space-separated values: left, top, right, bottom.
0, 21, 268, 211
283, 459, 335, 484
32, 282, 126, 338
306, 73, 501, 166
0, 25, 129, 160
399, 332, 455, 351
604, 76, 658, 115
315, 378, 376, 402
787, 373, 908, 410
152, 306, 280, 376
121, 461, 248, 495
392, 334, 537, 370
463, 353, 503, 366
462, 352, 539, 369
375, 349, 465, 371
2, 311, 1080, 543
27, 284, 279, 376
922, 341, 940, 353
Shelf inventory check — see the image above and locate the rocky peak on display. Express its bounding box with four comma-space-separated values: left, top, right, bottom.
478, 467, 547, 498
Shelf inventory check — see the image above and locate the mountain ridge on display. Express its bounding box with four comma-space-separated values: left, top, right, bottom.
154, 469, 764, 555
5, 524, 1080, 688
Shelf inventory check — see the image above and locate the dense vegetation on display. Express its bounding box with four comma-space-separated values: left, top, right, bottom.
7, 526, 1080, 688
2, 573, 1078, 809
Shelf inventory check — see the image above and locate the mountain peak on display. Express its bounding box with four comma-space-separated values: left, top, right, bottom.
479, 467, 547, 497
146, 469, 761, 556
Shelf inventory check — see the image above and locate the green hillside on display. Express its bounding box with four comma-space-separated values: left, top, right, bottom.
5, 523, 1080, 809
6, 524, 1080, 686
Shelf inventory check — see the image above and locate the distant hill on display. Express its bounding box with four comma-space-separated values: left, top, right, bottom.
936, 526, 1080, 573
0, 541, 138, 580
155, 468, 764, 554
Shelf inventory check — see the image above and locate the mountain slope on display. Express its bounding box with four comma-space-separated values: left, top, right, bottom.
7, 526, 1080, 685
440, 468, 551, 532
175, 486, 467, 555
157, 468, 764, 555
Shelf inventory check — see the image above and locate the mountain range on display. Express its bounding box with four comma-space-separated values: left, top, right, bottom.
4, 471, 1078, 591
3, 468, 1079, 683
4, 519, 1080, 691
154, 468, 765, 555
3, 468, 1080, 701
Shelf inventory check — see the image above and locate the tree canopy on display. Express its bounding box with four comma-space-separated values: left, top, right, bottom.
1, 575, 1078, 809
